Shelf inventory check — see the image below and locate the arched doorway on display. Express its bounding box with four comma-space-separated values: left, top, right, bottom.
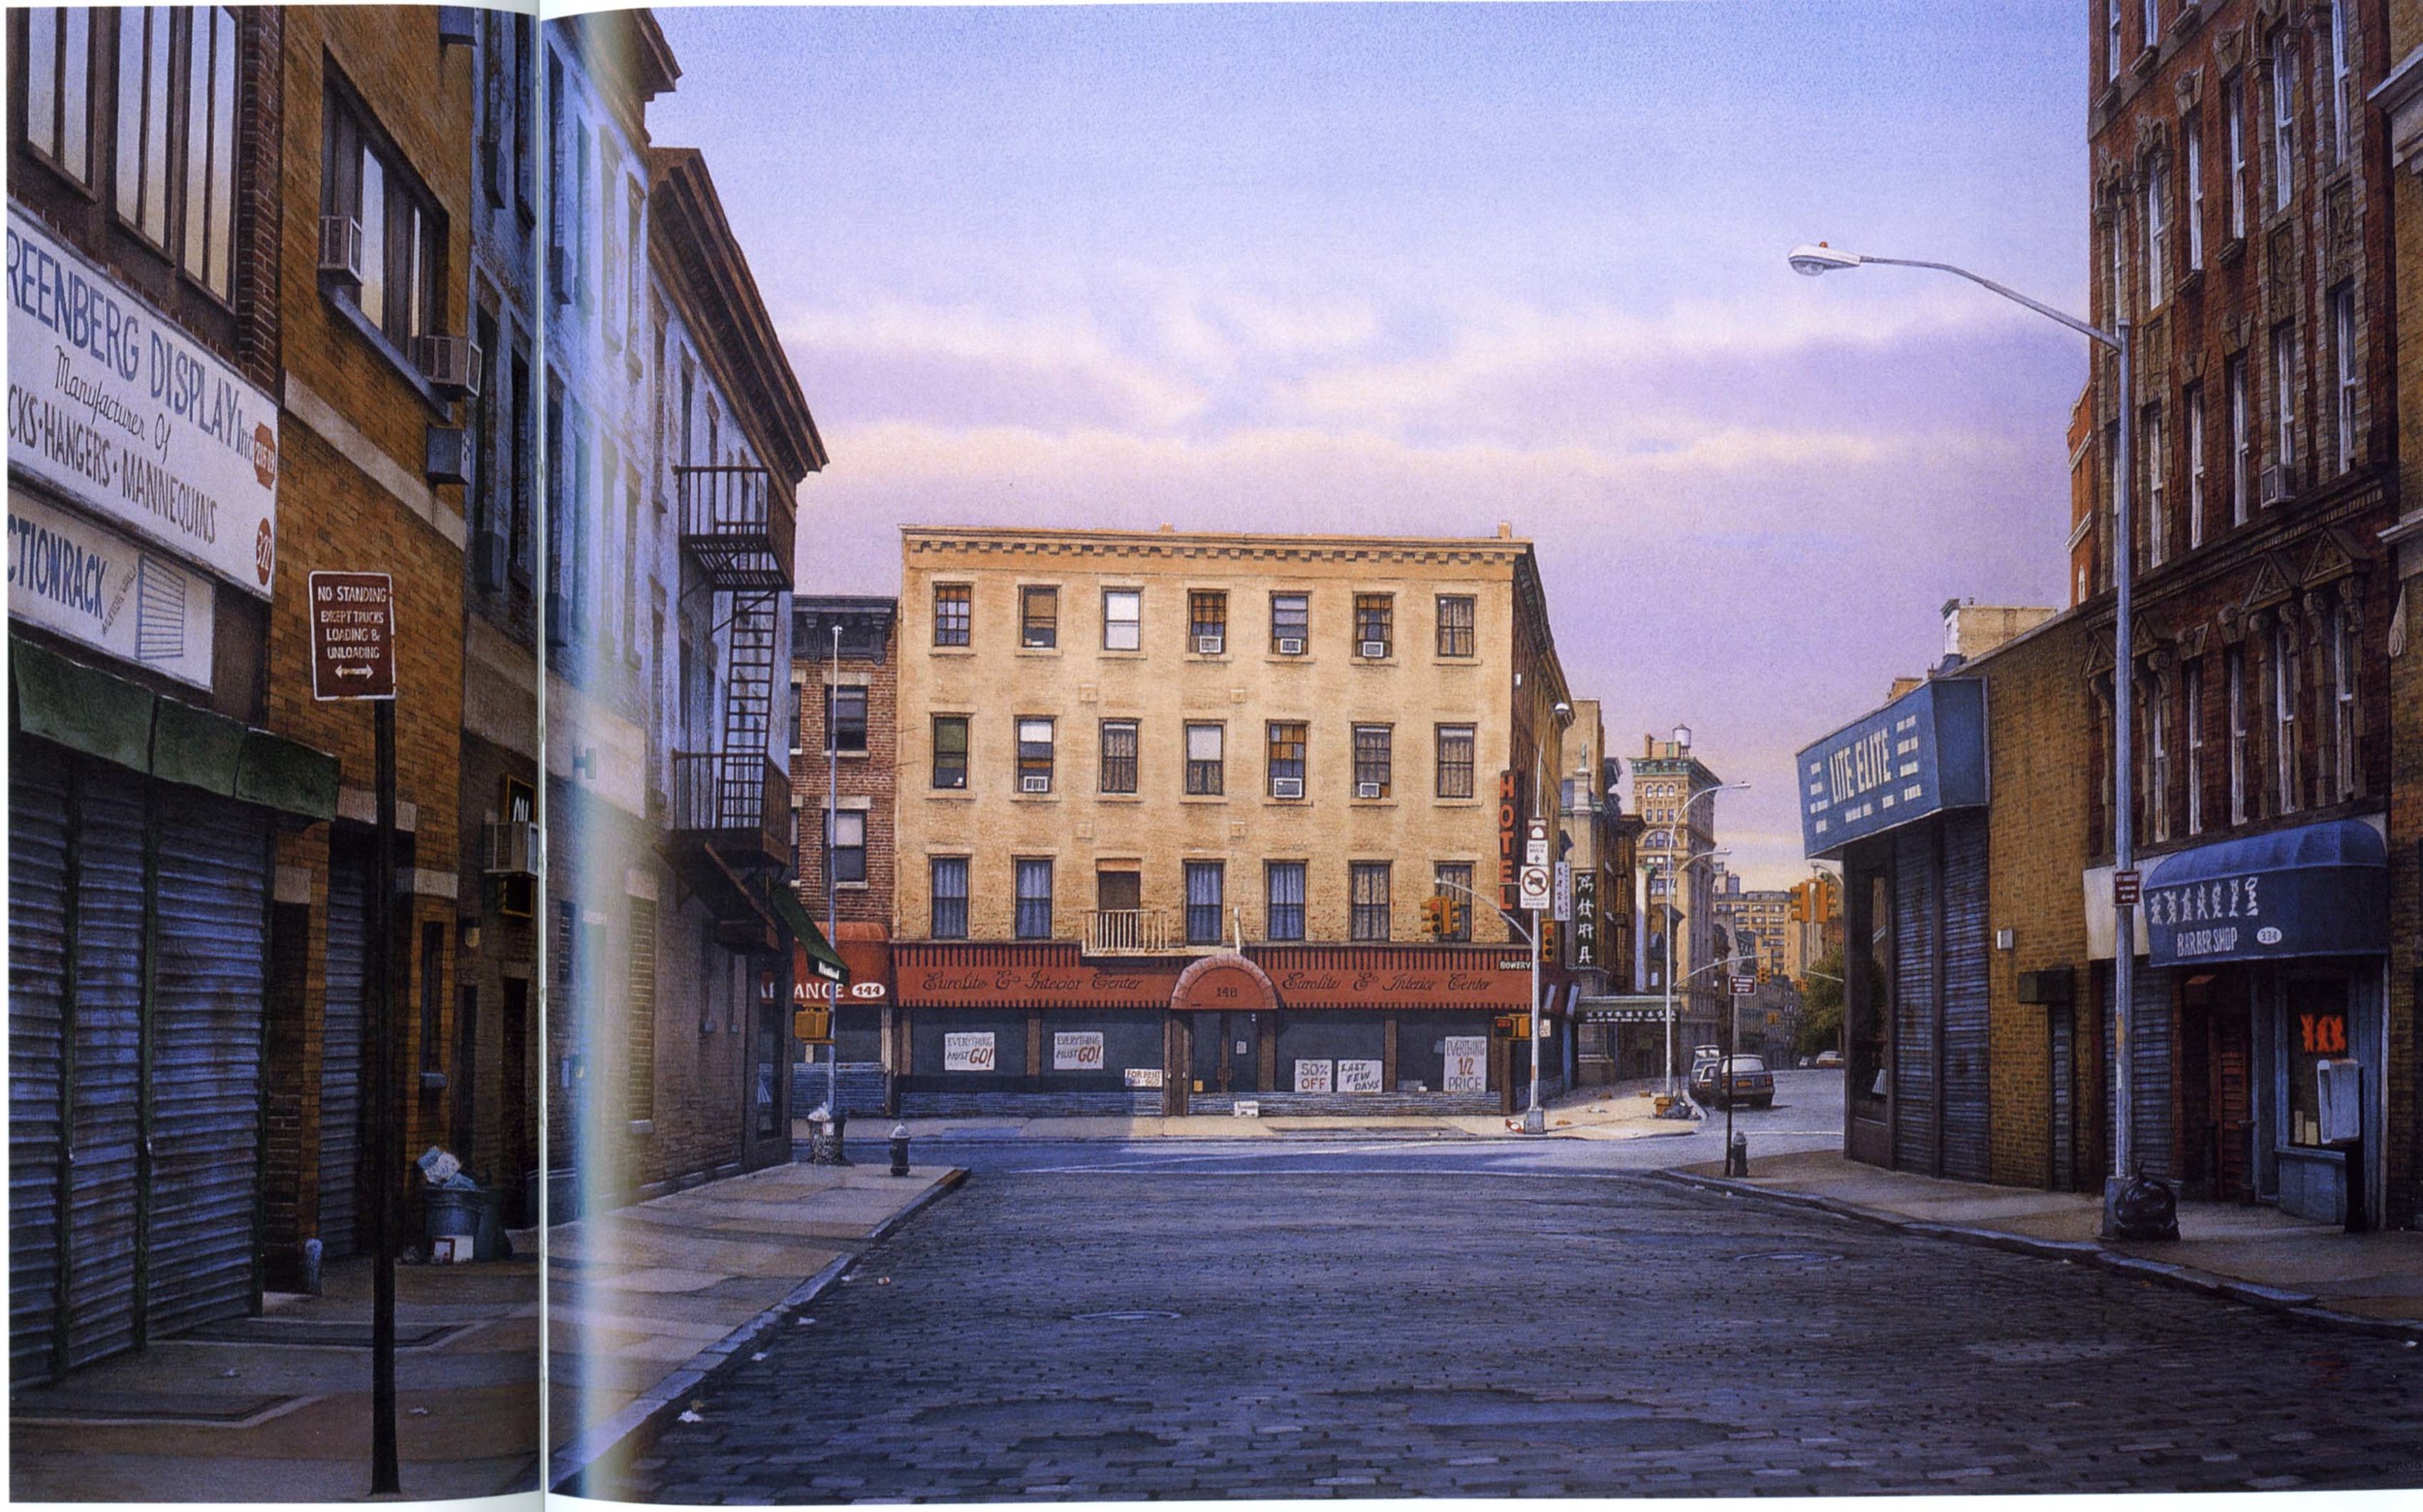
1169, 954, 1278, 1112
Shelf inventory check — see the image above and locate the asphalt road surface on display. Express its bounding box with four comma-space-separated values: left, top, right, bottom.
627, 1074, 2422, 1501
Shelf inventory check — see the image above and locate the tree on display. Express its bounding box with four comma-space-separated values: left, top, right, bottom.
1792, 947, 1880, 1059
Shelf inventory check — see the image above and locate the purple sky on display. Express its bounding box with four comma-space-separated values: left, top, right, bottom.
647, 1, 2092, 887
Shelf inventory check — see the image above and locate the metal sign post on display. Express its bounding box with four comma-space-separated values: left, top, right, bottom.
311, 571, 399, 1495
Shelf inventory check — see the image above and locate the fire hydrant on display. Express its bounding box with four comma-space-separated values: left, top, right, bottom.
888, 1122, 911, 1178
1726, 1129, 1750, 1178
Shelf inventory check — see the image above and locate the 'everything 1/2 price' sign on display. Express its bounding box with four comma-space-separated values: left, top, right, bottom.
308, 571, 395, 700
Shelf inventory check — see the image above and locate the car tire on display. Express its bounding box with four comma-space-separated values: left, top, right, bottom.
1754, 1096, 1773, 1110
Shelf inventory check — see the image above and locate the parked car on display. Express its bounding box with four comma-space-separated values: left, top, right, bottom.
1691, 1055, 1775, 1109
1812, 1050, 1844, 1069
1689, 1044, 1722, 1074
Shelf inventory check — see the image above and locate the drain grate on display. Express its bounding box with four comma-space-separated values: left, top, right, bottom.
1734, 1250, 1844, 1264
1070, 1308, 1181, 1323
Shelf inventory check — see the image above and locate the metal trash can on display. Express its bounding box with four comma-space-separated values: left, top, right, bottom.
470, 1186, 509, 1260
425, 1187, 480, 1248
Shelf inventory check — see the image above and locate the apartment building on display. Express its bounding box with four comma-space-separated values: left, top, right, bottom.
1634, 732, 1728, 1069
891, 524, 1581, 1117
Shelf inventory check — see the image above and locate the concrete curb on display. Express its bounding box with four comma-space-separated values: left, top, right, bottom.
1647, 1169, 2423, 1345
547, 1168, 969, 1494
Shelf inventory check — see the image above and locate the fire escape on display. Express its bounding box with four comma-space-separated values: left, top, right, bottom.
668, 462, 795, 951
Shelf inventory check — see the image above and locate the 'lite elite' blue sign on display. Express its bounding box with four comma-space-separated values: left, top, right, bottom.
1797, 678, 1986, 858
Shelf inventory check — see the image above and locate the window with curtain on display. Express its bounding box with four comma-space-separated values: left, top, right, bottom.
1188, 590, 1227, 653
1353, 594, 1393, 657
1015, 859, 1054, 940
1265, 862, 1306, 942
1267, 722, 1306, 796
1270, 593, 1308, 653
1017, 718, 1055, 792
1350, 863, 1391, 942
1099, 720, 1138, 794
1021, 585, 1058, 648
1185, 862, 1225, 945
1432, 864, 1473, 941
930, 858, 968, 939
1435, 595, 1475, 657
1434, 725, 1475, 799
1353, 724, 1392, 797
1185, 724, 1224, 796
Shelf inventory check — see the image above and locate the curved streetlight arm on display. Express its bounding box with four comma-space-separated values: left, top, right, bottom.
1849, 255, 2121, 351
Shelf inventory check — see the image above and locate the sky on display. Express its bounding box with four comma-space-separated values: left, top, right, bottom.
645, 1, 2093, 888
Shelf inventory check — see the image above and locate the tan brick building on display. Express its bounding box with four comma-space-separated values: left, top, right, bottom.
891, 524, 1581, 1116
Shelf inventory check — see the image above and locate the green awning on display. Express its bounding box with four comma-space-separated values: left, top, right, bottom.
12, 634, 339, 819
770, 883, 848, 981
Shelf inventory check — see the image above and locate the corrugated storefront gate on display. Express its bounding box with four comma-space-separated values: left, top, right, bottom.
8, 740, 272, 1386
320, 845, 368, 1260
1889, 812, 1991, 1181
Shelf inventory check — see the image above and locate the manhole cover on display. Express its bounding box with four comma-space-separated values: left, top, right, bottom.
1735, 1250, 1843, 1264
1070, 1308, 1180, 1322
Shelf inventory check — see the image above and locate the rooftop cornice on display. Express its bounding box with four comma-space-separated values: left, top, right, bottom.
899, 524, 1535, 566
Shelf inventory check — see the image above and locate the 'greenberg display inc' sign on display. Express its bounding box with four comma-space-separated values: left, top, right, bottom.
1797, 677, 1987, 858
7, 205, 278, 597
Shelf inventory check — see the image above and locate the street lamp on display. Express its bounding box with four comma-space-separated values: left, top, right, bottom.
1521, 699, 1578, 1134
1788, 242, 2143, 1234
1653, 780, 1748, 1095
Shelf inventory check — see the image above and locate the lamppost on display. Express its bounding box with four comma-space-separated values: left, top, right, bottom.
1526, 699, 1575, 1135
1430, 875, 1546, 1130
826, 623, 841, 1132
1654, 780, 1749, 1094
1789, 242, 2142, 1233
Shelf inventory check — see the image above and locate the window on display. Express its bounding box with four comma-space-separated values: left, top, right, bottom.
1435, 595, 1476, 658
22, 6, 96, 188
2143, 403, 2167, 569
2145, 157, 2168, 309
2271, 323, 2297, 477
2185, 111, 2205, 270
930, 858, 968, 940
825, 810, 866, 885
1103, 588, 1142, 651
1432, 864, 1473, 941
825, 685, 867, 755
2271, 35, 2296, 212
115, 8, 238, 301
2141, 0, 2158, 55
787, 681, 804, 756
2186, 384, 2207, 551
2225, 73, 2249, 238
2186, 659, 2206, 835
2226, 644, 2249, 823
1185, 723, 1225, 796
931, 715, 968, 790
1014, 859, 1054, 940
2107, 209, 2126, 324
1266, 862, 1306, 942
2331, 284, 2356, 474
2145, 680, 2171, 843
1188, 590, 1228, 654
2330, 598, 2358, 802
2273, 616, 2300, 813
1099, 719, 1139, 795
2328, 0, 2349, 167
932, 583, 971, 646
1270, 593, 1308, 654
2228, 354, 2251, 525
1349, 863, 1392, 942
325, 70, 441, 347
625, 181, 645, 354
1017, 718, 1055, 794
1352, 724, 1393, 798
1435, 724, 1475, 799
1185, 862, 1225, 946
2107, 0, 2122, 81
1353, 594, 1393, 658
2285, 983, 2352, 1148
1266, 721, 1306, 798
1020, 585, 1058, 649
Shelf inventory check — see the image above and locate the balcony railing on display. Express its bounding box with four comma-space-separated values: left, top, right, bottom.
668, 751, 789, 869
675, 464, 792, 590
1086, 908, 1180, 955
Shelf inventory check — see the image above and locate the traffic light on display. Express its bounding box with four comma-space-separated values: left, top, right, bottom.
1789, 882, 1809, 924
1423, 896, 1453, 937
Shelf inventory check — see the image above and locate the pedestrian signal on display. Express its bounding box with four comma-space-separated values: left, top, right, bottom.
794, 1007, 833, 1044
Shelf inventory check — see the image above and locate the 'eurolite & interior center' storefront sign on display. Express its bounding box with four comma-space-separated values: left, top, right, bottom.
1797, 677, 1986, 858
7, 205, 278, 597
7, 488, 212, 688
2144, 819, 2389, 968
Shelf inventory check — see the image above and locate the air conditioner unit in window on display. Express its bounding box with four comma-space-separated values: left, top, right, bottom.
470, 524, 509, 591
425, 425, 471, 486
1357, 781, 1383, 799
2258, 463, 2291, 505
1022, 774, 1052, 794
415, 334, 481, 399
1195, 635, 1224, 655
1275, 637, 1305, 656
547, 244, 575, 305
1272, 777, 1305, 800
317, 215, 363, 287
1360, 641, 1388, 659
484, 818, 538, 876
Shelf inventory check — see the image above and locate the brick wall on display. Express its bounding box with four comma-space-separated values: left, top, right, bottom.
792, 642, 899, 930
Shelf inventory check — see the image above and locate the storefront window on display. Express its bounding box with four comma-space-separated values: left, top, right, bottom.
2283, 979, 2349, 1150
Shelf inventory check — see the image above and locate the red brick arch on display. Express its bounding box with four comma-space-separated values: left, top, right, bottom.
1170, 952, 1278, 1014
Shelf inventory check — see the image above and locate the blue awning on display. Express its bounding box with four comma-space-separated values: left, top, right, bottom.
2144, 820, 2388, 968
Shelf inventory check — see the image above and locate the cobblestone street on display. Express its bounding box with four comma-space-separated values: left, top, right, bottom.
628, 1158, 2423, 1500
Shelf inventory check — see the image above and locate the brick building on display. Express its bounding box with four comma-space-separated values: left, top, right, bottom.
1634, 733, 1729, 1071
2087, 0, 2399, 1225
890, 524, 1583, 1117
790, 595, 899, 1116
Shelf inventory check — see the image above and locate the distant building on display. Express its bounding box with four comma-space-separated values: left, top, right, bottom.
1634, 732, 1727, 1067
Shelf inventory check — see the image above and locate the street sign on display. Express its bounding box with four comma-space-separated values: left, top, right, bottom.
2113, 868, 2142, 907
1518, 864, 1551, 911
1552, 861, 1572, 922
1525, 817, 1549, 867
1730, 975, 1756, 995
308, 571, 396, 700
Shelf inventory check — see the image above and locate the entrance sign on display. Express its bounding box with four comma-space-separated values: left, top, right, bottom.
8, 206, 279, 596
7, 489, 213, 687
1053, 1031, 1104, 1071
308, 571, 396, 700
1337, 1059, 1382, 1093
1442, 1037, 1488, 1092
942, 1032, 996, 1072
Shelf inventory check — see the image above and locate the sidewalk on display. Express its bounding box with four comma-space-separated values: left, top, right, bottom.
865, 1080, 1693, 1144
545, 1156, 961, 1496
10, 1249, 542, 1503
1659, 1148, 2423, 1339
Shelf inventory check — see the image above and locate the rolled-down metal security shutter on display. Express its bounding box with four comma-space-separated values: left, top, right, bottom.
320, 846, 368, 1260
1940, 811, 1992, 1182
1890, 825, 1937, 1174
64, 764, 147, 1372
10, 744, 72, 1385
145, 792, 269, 1339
